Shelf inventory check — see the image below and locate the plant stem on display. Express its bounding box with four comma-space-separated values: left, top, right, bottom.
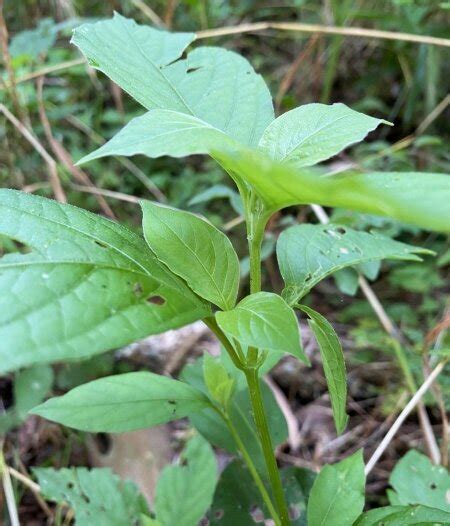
204, 317, 245, 369
245, 367, 291, 525
244, 202, 291, 524
219, 410, 281, 525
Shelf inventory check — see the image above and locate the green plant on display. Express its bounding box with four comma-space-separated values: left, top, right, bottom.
1, 14, 449, 525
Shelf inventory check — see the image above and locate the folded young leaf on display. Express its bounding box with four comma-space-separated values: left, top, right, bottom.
0, 190, 210, 373
31, 372, 210, 432
73, 14, 273, 147
259, 103, 390, 167
215, 292, 308, 363
155, 435, 217, 526
78, 110, 238, 165
34, 467, 149, 525
214, 148, 450, 233
278, 223, 433, 304
297, 306, 348, 434
141, 201, 240, 310
307, 450, 366, 526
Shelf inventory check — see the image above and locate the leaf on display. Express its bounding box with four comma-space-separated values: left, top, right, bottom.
73, 14, 273, 147
214, 148, 450, 233
141, 201, 240, 310
0, 190, 210, 373
10, 18, 57, 61
203, 353, 235, 407
277, 223, 432, 304
209, 460, 316, 525
31, 372, 210, 432
355, 505, 450, 525
15, 365, 54, 420
154, 435, 217, 526
307, 450, 366, 526
258, 103, 390, 167
388, 450, 450, 512
297, 306, 348, 434
33, 467, 148, 526
181, 356, 287, 479
77, 110, 238, 165
188, 184, 244, 215
216, 292, 307, 363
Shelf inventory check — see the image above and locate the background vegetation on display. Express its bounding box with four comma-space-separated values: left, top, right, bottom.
1, 0, 449, 523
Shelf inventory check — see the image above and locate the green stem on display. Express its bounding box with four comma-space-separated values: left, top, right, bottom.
220, 409, 281, 525
245, 201, 291, 524
245, 367, 291, 525
204, 317, 245, 369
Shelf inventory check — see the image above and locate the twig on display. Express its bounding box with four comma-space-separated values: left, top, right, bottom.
129, 0, 164, 26
196, 21, 450, 48
365, 361, 447, 475
8, 467, 40, 493
0, 0, 26, 123
0, 448, 20, 526
0, 103, 66, 203
70, 184, 140, 203
36, 77, 115, 217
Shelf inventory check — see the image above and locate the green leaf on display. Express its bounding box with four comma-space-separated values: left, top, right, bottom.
34, 467, 149, 526
181, 356, 287, 478
0, 190, 210, 373
216, 292, 307, 363
141, 201, 239, 310
15, 365, 54, 420
154, 435, 217, 526
73, 14, 273, 147
307, 450, 366, 526
277, 223, 432, 304
214, 148, 450, 233
31, 372, 210, 432
188, 185, 244, 215
209, 460, 315, 525
203, 353, 235, 407
77, 110, 238, 165
297, 306, 348, 434
388, 450, 450, 512
259, 103, 390, 167
355, 505, 450, 525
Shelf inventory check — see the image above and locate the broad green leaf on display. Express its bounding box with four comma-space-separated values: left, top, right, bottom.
181, 356, 287, 479
214, 148, 450, 233
216, 292, 307, 363
15, 365, 54, 420
73, 14, 273, 147
209, 460, 316, 525
355, 505, 450, 525
277, 223, 432, 304
188, 184, 244, 215
31, 372, 210, 432
77, 110, 237, 165
297, 306, 348, 434
33, 467, 148, 526
155, 435, 217, 526
307, 450, 365, 526
0, 190, 210, 373
259, 103, 390, 167
10, 18, 57, 61
141, 201, 239, 310
388, 450, 450, 512
203, 353, 235, 408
